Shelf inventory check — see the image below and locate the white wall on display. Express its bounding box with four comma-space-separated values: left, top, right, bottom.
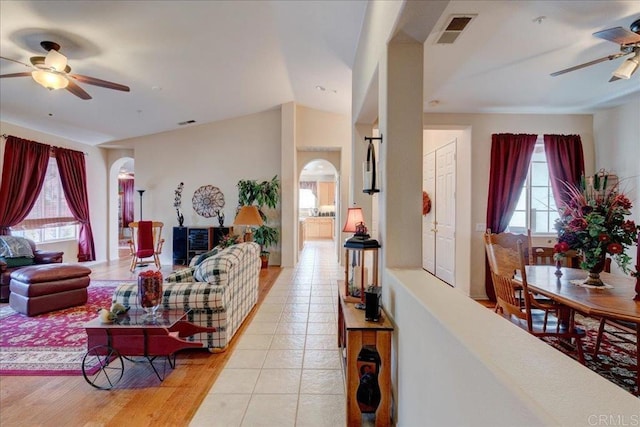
593, 94, 640, 273
384, 268, 639, 426
0, 121, 108, 263
295, 105, 351, 264
115, 109, 282, 266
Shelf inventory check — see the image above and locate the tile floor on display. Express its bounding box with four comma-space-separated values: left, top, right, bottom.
190, 240, 347, 427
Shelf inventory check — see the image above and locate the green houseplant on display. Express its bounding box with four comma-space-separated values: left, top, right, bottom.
237, 175, 280, 267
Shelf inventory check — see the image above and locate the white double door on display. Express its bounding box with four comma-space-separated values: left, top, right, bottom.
422, 141, 456, 286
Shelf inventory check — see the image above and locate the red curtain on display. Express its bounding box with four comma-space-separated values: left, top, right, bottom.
543, 134, 585, 209
0, 136, 50, 235
485, 133, 537, 300
120, 179, 135, 226
54, 147, 96, 261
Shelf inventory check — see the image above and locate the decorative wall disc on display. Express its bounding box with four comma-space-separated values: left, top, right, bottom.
192, 185, 225, 217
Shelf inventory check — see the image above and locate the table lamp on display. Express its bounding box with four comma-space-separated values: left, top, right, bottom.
234, 205, 264, 242
343, 207, 367, 239
343, 207, 378, 248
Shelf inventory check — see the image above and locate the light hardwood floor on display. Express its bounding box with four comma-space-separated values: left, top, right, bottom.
0, 255, 282, 427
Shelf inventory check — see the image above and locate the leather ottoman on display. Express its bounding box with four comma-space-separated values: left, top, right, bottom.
9, 264, 92, 316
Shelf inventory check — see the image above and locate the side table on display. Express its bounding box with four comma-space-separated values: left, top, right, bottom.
338, 292, 394, 426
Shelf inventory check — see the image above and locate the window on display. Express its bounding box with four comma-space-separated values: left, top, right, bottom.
11, 157, 78, 243
507, 138, 559, 235
299, 188, 317, 214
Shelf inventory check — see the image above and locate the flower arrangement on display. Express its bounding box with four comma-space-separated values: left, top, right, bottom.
174, 182, 185, 226
554, 171, 639, 278
218, 233, 241, 249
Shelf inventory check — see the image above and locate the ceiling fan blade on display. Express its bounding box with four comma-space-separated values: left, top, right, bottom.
69, 74, 130, 92
0, 72, 32, 78
0, 56, 32, 68
593, 26, 640, 45
550, 52, 628, 76
65, 79, 92, 100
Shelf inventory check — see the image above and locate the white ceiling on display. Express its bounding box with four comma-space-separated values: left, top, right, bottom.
423, 1, 640, 114
1, 1, 639, 147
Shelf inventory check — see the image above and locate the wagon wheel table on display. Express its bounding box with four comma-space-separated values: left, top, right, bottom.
82, 309, 214, 389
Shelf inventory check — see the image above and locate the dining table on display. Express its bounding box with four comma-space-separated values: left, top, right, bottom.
525, 265, 639, 395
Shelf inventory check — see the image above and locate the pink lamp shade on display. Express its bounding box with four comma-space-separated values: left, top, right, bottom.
343, 207, 364, 233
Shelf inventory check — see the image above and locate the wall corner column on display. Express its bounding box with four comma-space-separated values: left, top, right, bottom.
281, 102, 296, 267
379, 40, 424, 269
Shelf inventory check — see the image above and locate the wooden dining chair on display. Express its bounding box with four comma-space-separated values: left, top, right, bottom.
484, 232, 586, 364
531, 246, 581, 268
592, 258, 637, 358
530, 246, 555, 265
485, 229, 533, 311
486, 228, 533, 264
128, 221, 164, 271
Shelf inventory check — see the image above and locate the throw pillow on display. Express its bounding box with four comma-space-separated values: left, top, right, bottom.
0, 236, 34, 258
194, 255, 228, 284
0, 256, 35, 268
165, 266, 196, 283
194, 247, 220, 266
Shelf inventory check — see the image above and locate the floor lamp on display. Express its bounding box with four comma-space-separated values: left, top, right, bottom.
137, 190, 145, 220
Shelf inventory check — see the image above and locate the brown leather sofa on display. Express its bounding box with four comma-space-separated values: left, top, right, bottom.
0, 238, 64, 302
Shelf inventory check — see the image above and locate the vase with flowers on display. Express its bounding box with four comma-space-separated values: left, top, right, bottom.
554, 171, 639, 287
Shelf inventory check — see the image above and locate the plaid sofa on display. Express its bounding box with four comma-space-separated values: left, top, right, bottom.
112, 242, 261, 351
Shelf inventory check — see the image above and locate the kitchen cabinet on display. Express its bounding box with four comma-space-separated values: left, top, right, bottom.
304, 218, 334, 239
318, 182, 335, 206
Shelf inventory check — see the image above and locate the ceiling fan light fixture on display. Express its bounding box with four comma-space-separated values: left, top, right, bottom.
31, 70, 69, 90
612, 55, 639, 80
43, 49, 68, 72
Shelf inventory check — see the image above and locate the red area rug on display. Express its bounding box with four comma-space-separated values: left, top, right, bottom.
0, 281, 126, 376
544, 314, 638, 396
578, 315, 638, 396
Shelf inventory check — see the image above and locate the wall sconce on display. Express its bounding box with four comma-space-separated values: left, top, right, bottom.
363, 135, 382, 195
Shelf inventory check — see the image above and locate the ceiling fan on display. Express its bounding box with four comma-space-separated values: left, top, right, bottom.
0, 41, 130, 100
551, 18, 640, 81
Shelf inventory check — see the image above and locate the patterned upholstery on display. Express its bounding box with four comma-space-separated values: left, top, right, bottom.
112, 242, 261, 350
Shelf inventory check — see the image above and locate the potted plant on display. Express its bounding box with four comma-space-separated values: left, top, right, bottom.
237, 175, 280, 268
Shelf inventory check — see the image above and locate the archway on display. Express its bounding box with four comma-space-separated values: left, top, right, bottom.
298, 159, 339, 253
108, 157, 134, 261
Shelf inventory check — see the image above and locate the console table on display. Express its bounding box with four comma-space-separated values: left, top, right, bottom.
338, 292, 394, 426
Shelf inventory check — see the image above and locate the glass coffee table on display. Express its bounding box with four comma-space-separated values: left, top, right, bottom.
82, 309, 215, 389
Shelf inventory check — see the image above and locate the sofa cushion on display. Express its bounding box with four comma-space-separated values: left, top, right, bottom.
165, 266, 196, 283
0, 236, 34, 258
193, 247, 221, 266
0, 256, 35, 268
193, 248, 233, 284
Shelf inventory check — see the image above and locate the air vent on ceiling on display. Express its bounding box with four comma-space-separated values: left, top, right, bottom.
178, 119, 196, 126
436, 14, 476, 44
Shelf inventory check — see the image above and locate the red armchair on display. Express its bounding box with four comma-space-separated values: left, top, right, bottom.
0, 238, 63, 301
